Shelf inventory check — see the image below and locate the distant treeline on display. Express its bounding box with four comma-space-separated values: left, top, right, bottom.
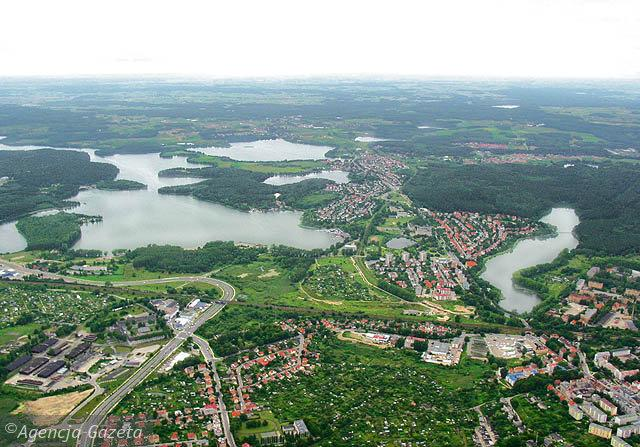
404, 161, 640, 254
158, 166, 335, 211
0, 149, 117, 222
3, 82, 639, 156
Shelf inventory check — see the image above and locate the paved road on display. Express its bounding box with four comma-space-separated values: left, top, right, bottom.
577, 345, 592, 378
1, 257, 225, 290
0, 258, 107, 283
71, 276, 235, 447
62, 377, 104, 425
193, 335, 237, 447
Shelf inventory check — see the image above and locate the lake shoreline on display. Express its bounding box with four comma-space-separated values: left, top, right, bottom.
0, 139, 344, 253
480, 207, 580, 314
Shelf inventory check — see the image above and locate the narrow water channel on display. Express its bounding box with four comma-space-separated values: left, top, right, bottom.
480, 207, 580, 313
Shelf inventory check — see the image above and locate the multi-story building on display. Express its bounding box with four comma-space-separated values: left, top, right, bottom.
582, 402, 608, 423
568, 404, 584, 420
613, 414, 640, 426
598, 397, 618, 416
611, 436, 632, 447
588, 423, 612, 439
616, 423, 640, 439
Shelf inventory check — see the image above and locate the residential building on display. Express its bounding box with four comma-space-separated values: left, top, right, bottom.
582, 402, 607, 423
616, 424, 640, 439
568, 404, 584, 420
588, 423, 612, 439
611, 436, 632, 447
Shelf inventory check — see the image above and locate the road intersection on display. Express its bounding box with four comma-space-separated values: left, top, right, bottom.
0, 257, 237, 447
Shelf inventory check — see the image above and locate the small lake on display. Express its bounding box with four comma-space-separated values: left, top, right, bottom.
0, 223, 26, 254
194, 139, 332, 161
0, 141, 342, 253
264, 170, 350, 186
386, 237, 416, 249
354, 136, 390, 143
480, 207, 580, 314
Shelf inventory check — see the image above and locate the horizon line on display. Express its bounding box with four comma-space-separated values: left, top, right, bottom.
1, 73, 640, 83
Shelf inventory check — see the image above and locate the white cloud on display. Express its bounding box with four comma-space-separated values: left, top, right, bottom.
1, 0, 639, 78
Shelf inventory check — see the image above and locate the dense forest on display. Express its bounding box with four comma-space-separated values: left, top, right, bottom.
158, 166, 335, 211
404, 161, 640, 254
0, 149, 117, 222
125, 241, 264, 273
16, 212, 101, 250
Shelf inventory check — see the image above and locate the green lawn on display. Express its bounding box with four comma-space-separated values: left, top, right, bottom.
236, 410, 282, 438
71, 263, 188, 283
0, 323, 40, 345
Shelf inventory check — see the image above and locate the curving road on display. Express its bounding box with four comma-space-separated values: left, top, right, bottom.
74, 276, 235, 447
0, 258, 240, 446
0, 258, 237, 447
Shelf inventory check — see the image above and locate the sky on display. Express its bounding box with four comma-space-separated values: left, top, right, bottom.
2, 0, 639, 79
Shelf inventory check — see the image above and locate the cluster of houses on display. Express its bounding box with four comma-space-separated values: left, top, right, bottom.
101, 361, 227, 447
368, 207, 536, 303
466, 152, 597, 165
315, 153, 406, 223
226, 334, 315, 417
337, 153, 406, 189
551, 266, 638, 331
473, 409, 499, 447
315, 180, 386, 223
424, 208, 537, 262
369, 250, 468, 301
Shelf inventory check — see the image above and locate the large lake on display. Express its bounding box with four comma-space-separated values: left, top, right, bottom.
194, 138, 332, 161
0, 140, 342, 253
480, 207, 580, 314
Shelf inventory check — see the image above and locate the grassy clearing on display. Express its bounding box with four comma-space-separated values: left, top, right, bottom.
0, 323, 40, 345
126, 280, 220, 293
236, 410, 282, 439
71, 263, 188, 283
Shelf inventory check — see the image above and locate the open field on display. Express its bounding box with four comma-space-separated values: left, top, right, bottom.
14, 389, 93, 426
0, 323, 40, 346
